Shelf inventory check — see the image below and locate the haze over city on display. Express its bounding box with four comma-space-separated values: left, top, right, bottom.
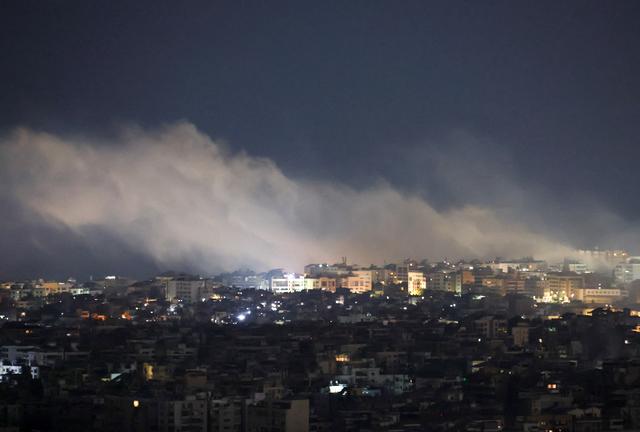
1, 1, 640, 279
2, 3, 640, 432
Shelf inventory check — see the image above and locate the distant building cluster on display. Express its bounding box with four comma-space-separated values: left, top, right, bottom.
152, 250, 640, 307
2, 249, 640, 431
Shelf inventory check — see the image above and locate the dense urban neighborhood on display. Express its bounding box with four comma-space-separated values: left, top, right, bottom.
2, 251, 640, 431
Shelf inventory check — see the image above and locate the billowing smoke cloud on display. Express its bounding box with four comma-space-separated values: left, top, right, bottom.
0, 123, 578, 277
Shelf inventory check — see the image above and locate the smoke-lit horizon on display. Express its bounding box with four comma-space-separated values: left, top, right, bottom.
2, 122, 635, 280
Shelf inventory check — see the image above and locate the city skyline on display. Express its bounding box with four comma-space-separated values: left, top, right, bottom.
4, 3, 640, 431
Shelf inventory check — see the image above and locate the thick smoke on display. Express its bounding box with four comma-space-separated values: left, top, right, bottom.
0, 123, 576, 276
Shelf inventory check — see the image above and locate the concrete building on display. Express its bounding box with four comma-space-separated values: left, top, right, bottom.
543, 273, 584, 302
570, 288, 623, 304
317, 277, 337, 292
166, 279, 206, 304
578, 249, 628, 270
222, 273, 264, 290
396, 261, 418, 283
563, 260, 589, 274
427, 272, 461, 294
504, 274, 527, 295
487, 259, 547, 273
512, 323, 530, 347
270, 274, 306, 294
304, 263, 350, 277
246, 399, 309, 432
614, 257, 640, 284
209, 398, 243, 432
474, 316, 507, 339
408, 271, 426, 296
342, 270, 373, 294
41, 281, 73, 296
158, 396, 208, 432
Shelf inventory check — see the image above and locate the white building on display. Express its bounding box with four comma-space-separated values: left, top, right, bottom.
564, 261, 590, 274
408, 271, 426, 296
614, 257, 640, 284
0, 365, 39, 380
0, 346, 38, 365
303, 277, 322, 290
334, 365, 412, 395
270, 274, 306, 294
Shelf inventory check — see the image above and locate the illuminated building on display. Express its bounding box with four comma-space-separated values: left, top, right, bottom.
303, 277, 321, 290
318, 277, 337, 292
407, 271, 426, 296
486, 258, 547, 273
341, 270, 373, 293
614, 257, 640, 284
460, 269, 475, 285
395, 260, 418, 283
165, 279, 206, 304
543, 272, 584, 302
570, 288, 623, 304
0, 365, 39, 380
578, 249, 628, 268
41, 281, 72, 296
270, 274, 306, 293
563, 259, 590, 274
428, 271, 462, 294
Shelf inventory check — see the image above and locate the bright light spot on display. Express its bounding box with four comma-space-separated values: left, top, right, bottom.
237, 314, 246, 321
133, 400, 140, 408
329, 382, 346, 394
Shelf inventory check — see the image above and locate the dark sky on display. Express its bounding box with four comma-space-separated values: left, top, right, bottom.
1, 1, 639, 279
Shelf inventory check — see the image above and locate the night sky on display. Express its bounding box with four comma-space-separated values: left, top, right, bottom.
1, 1, 639, 279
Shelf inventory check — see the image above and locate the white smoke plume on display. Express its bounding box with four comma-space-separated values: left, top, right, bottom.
0, 123, 574, 274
